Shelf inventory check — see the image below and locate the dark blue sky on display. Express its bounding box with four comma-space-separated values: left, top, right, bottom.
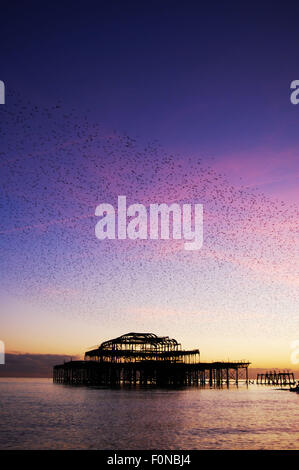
1, 0, 299, 157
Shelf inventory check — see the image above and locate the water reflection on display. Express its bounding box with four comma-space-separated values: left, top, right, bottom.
0, 379, 298, 450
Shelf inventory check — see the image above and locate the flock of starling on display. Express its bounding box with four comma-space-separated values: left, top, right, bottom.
0, 89, 298, 325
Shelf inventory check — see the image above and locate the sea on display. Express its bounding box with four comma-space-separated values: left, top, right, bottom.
0, 378, 298, 450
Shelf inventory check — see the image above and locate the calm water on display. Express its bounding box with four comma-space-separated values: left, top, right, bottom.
0, 378, 298, 450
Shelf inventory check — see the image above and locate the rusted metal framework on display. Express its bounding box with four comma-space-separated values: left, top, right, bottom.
84, 332, 200, 364
53, 332, 250, 386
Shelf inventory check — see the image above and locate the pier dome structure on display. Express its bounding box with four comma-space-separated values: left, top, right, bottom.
84, 332, 200, 364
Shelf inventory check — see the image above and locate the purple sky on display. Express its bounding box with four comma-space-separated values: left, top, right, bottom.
1, 1, 299, 368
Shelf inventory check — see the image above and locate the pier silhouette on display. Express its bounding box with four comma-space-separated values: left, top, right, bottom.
257, 370, 295, 386
53, 332, 250, 386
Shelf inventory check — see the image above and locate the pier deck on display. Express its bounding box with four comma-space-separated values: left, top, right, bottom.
53, 359, 250, 386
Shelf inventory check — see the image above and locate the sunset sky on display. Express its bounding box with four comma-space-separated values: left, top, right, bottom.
1, 1, 299, 370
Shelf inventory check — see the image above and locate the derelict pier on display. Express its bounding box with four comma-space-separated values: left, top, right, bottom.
53, 332, 250, 387
257, 371, 295, 386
